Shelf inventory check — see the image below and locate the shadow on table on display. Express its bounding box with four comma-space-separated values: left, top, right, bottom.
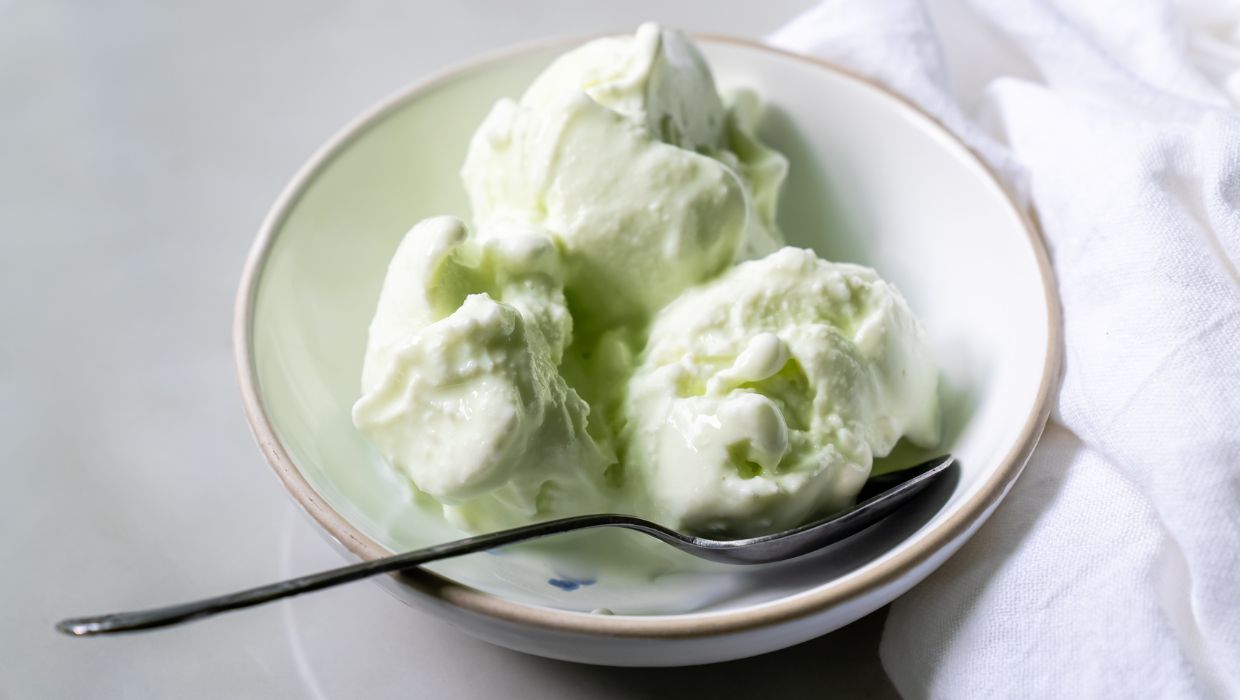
507, 609, 899, 700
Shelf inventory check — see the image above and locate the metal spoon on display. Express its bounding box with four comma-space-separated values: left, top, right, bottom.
56, 455, 953, 637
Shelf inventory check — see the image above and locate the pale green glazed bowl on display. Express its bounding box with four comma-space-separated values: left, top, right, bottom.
235, 35, 1060, 666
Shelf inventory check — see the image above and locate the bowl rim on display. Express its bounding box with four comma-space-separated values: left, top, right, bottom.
234, 32, 1062, 639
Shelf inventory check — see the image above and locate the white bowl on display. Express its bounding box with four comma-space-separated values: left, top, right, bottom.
235, 34, 1059, 666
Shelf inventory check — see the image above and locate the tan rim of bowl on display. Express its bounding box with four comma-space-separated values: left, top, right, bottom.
234, 33, 1062, 640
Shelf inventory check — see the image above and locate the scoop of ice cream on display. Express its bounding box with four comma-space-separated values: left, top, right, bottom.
461, 22, 787, 332
624, 248, 940, 536
352, 217, 610, 531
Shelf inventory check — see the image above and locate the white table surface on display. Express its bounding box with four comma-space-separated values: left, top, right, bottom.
0, 0, 1019, 696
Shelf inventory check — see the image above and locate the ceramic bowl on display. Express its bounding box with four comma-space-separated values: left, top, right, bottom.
235, 34, 1059, 666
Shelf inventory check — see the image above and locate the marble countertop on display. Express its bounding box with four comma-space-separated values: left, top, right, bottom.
0, 1, 903, 696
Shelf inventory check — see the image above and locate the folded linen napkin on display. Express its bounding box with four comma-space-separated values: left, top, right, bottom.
770, 2, 1240, 697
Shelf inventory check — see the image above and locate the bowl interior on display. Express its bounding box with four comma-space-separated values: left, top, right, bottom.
249, 39, 1051, 616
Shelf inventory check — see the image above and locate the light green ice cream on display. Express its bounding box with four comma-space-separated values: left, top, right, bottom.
353, 216, 611, 531
352, 24, 939, 536
625, 248, 940, 536
461, 22, 787, 331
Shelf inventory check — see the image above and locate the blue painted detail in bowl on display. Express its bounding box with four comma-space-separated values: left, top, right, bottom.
547, 577, 597, 592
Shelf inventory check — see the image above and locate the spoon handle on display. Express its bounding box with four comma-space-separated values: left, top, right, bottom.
56, 514, 631, 636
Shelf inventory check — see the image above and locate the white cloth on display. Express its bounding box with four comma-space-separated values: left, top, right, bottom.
770, 1, 1240, 697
